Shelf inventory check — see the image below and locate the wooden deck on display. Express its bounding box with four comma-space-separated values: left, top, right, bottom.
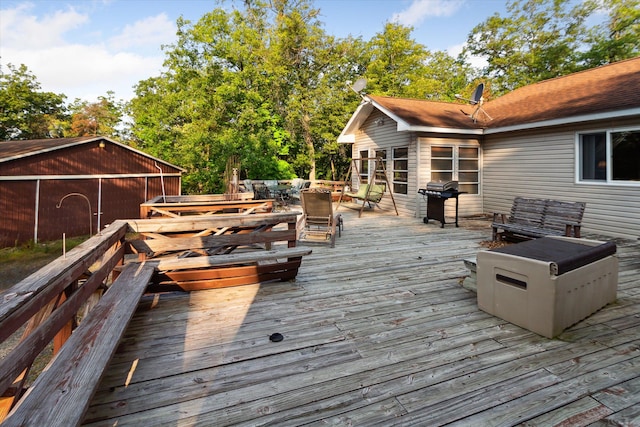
83, 209, 640, 426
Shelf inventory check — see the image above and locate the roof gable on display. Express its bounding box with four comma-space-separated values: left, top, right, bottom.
0, 136, 184, 171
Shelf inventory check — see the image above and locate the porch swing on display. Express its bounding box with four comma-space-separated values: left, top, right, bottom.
337, 157, 399, 217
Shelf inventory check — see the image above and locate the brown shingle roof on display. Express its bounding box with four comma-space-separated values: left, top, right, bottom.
366, 56, 640, 132
0, 137, 97, 161
368, 97, 485, 130
484, 56, 640, 128
0, 136, 185, 171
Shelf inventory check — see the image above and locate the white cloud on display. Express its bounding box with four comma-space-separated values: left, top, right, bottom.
0, 2, 174, 102
108, 13, 176, 50
447, 42, 488, 70
392, 0, 465, 27
0, 3, 88, 49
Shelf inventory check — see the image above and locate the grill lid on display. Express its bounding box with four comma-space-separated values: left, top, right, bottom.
426, 181, 458, 192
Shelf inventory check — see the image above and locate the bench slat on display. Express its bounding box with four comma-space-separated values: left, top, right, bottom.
152, 247, 312, 271
3, 262, 154, 427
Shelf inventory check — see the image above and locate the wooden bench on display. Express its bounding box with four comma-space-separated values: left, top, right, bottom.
2, 262, 154, 427
0, 220, 157, 425
1, 212, 312, 423
492, 197, 586, 241
127, 212, 311, 291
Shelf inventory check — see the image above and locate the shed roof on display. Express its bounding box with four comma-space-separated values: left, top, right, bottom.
0, 136, 184, 171
338, 56, 640, 141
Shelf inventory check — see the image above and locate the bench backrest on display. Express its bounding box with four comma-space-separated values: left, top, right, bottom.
368, 183, 385, 202
508, 197, 586, 232
508, 197, 546, 227
542, 199, 586, 233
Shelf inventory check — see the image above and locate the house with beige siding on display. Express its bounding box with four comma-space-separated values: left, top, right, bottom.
338, 56, 640, 239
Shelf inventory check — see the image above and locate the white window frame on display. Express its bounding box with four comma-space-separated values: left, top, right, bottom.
576, 127, 640, 186
431, 145, 479, 194
392, 146, 409, 195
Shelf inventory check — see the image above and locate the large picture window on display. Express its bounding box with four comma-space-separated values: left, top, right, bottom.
579, 129, 640, 183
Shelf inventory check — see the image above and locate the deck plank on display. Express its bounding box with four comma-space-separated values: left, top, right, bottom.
82, 211, 640, 426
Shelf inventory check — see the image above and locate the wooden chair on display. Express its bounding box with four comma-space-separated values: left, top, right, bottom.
299, 188, 343, 248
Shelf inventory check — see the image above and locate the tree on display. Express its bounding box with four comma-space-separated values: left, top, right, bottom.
129, 0, 366, 191
130, 7, 292, 193
68, 92, 126, 138
362, 23, 474, 101
0, 63, 67, 140
581, 0, 640, 67
465, 0, 592, 94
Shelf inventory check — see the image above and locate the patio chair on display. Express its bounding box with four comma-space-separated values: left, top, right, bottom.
289, 178, 311, 201
299, 188, 343, 248
252, 182, 271, 200
264, 180, 279, 194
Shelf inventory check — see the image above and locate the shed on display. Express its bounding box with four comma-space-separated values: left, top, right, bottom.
338, 57, 640, 239
0, 136, 184, 246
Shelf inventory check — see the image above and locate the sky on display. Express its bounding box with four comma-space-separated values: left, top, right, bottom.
0, 0, 510, 103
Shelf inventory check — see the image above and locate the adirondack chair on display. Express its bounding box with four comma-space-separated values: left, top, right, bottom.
299, 188, 343, 248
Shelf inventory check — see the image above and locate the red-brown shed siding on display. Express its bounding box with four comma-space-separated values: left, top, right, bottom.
0, 137, 183, 246
0, 181, 36, 245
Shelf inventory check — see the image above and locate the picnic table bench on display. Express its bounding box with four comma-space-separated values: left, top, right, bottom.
492, 196, 586, 241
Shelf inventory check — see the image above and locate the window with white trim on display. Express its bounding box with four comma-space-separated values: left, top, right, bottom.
578, 129, 640, 183
430, 145, 479, 194
374, 149, 387, 182
392, 147, 408, 194
358, 150, 368, 182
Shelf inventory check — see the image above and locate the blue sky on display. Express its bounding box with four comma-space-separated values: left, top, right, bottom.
0, 0, 509, 103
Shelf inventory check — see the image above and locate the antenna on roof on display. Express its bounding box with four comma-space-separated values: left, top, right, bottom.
347, 78, 367, 100
455, 83, 492, 123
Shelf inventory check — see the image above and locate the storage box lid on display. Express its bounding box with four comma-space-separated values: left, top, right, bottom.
489, 237, 616, 275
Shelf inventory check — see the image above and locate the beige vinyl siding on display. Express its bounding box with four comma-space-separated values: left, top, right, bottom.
482, 121, 640, 239
352, 111, 415, 217
417, 136, 483, 221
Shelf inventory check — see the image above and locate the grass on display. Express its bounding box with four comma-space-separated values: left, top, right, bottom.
0, 236, 87, 291
0, 236, 89, 389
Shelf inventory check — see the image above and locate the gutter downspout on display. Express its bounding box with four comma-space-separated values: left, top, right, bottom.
34, 179, 40, 243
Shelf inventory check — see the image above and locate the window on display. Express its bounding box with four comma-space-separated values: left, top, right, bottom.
431, 145, 479, 194
392, 147, 408, 194
458, 147, 479, 194
579, 129, 640, 183
431, 146, 453, 182
374, 149, 387, 181
358, 150, 368, 182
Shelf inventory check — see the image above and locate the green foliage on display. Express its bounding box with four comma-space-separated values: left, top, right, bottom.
0, 63, 67, 140
580, 0, 640, 67
464, 0, 639, 95
465, 0, 592, 94
129, 0, 365, 191
363, 23, 474, 101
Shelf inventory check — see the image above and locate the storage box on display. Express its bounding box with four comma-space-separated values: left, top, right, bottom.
477, 236, 618, 338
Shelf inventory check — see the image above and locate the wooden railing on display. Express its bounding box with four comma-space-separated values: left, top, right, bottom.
0, 211, 310, 424
0, 220, 130, 423
140, 195, 273, 219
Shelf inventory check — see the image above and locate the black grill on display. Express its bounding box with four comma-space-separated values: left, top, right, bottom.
418, 181, 464, 227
